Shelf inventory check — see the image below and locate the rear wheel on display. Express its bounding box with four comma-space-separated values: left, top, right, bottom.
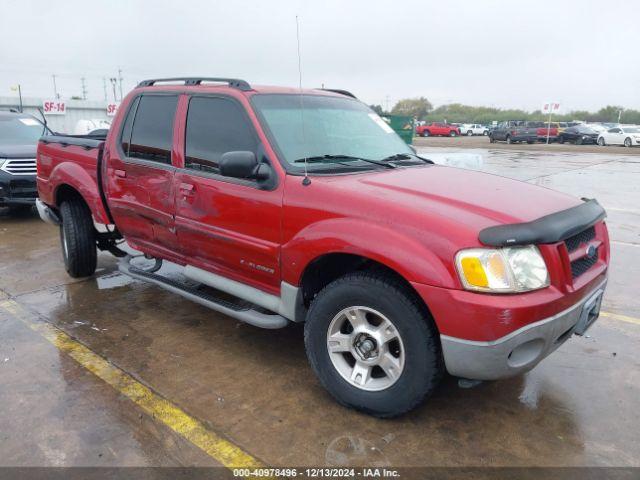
449, 130, 457, 137
483, 130, 488, 136
598, 137, 605, 146
558, 136, 565, 144
422, 130, 430, 137
59, 198, 97, 278
489, 134, 496, 143
506, 135, 512, 144
467, 130, 473, 136
304, 272, 443, 418
624, 137, 632, 147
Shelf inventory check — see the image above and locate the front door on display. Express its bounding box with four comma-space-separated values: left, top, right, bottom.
106, 94, 180, 256
606, 128, 624, 145
174, 95, 283, 294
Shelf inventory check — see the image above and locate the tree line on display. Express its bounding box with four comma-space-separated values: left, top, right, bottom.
369, 98, 640, 124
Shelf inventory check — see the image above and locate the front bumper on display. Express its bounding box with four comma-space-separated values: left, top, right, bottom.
36, 199, 61, 225
439, 279, 606, 380
0, 170, 37, 206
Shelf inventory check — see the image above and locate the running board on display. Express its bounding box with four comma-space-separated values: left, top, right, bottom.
118, 258, 289, 329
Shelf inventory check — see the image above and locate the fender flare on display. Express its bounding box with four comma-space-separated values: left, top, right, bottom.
49, 161, 110, 224
281, 217, 455, 289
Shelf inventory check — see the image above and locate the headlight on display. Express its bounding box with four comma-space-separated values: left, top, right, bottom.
456, 245, 549, 293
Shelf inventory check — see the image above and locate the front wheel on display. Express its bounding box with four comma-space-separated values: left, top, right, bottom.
449, 130, 457, 137
304, 272, 443, 417
506, 135, 512, 144
624, 137, 632, 147
598, 137, 605, 146
489, 135, 496, 143
558, 136, 565, 144
467, 130, 473, 136
59, 199, 97, 278
483, 130, 488, 136
421, 130, 430, 137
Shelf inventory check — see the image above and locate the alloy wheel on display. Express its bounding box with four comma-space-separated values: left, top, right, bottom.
326, 306, 405, 391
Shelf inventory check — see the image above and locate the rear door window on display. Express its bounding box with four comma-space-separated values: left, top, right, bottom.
184, 97, 257, 174
128, 95, 179, 164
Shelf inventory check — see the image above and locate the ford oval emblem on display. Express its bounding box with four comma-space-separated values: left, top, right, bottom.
586, 245, 597, 258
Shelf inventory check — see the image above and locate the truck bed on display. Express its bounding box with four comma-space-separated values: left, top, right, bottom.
36, 134, 111, 224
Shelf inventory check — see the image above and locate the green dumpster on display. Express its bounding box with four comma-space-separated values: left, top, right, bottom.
382, 115, 414, 145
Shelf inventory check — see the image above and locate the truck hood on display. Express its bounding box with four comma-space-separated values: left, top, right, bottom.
331, 165, 582, 231
0, 144, 37, 158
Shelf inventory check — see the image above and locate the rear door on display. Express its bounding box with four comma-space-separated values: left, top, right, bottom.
174, 95, 283, 293
105, 94, 180, 256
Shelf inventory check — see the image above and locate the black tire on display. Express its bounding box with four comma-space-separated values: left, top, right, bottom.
489, 135, 496, 143
449, 130, 457, 137
422, 130, 430, 137
598, 137, 605, 146
558, 136, 565, 144
506, 135, 512, 144
624, 137, 632, 147
483, 130, 488, 136
304, 272, 443, 418
59, 198, 97, 278
466, 130, 473, 136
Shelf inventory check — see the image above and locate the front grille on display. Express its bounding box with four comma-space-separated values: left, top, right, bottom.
564, 226, 596, 252
1, 158, 37, 175
7, 179, 37, 198
571, 248, 599, 279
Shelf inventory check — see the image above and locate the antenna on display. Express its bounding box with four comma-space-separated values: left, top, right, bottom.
296, 15, 311, 186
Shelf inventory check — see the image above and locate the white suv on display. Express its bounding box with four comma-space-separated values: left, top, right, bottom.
459, 124, 489, 136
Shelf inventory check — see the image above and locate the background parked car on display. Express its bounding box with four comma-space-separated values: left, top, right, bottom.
489, 121, 537, 144
415, 122, 460, 137
459, 123, 489, 136
598, 126, 640, 147
73, 119, 111, 135
558, 125, 599, 145
526, 121, 558, 142
0, 111, 51, 213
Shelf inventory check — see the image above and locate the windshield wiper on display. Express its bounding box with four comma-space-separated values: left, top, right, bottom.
294, 154, 396, 169
381, 153, 434, 164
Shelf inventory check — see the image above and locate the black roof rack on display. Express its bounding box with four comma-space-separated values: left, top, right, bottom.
317, 88, 357, 99
137, 77, 252, 91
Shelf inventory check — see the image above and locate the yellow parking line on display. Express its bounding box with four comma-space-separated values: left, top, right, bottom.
601, 310, 640, 326
0, 299, 264, 470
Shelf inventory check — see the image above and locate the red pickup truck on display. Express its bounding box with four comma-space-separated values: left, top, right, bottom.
526, 121, 559, 142
36, 77, 609, 417
415, 122, 460, 137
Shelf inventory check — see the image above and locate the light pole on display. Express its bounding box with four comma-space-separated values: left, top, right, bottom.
52, 74, 59, 99
118, 68, 124, 101
109, 78, 117, 102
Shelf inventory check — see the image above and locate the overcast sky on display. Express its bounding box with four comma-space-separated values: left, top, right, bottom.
1, 0, 638, 112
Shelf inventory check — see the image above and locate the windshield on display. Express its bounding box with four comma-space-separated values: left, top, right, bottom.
0, 116, 48, 146
252, 94, 412, 172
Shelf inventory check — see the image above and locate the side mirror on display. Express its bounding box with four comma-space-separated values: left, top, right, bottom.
219, 151, 259, 179
219, 151, 274, 183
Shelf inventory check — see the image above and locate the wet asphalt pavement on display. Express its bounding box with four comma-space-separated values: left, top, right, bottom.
0, 147, 639, 469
